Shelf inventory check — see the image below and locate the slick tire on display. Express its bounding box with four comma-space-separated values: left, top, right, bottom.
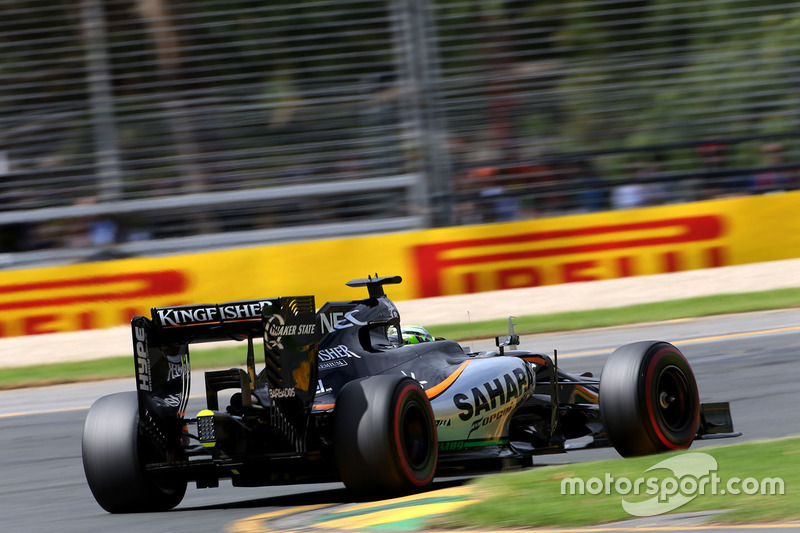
334, 375, 437, 496
82, 392, 186, 513
599, 341, 700, 457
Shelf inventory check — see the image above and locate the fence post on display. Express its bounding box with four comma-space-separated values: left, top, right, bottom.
392, 0, 455, 228
80, 0, 122, 202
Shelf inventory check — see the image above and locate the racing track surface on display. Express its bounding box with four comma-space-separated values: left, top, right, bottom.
3, 308, 800, 533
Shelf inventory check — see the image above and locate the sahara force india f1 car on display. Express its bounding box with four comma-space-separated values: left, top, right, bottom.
82, 275, 739, 513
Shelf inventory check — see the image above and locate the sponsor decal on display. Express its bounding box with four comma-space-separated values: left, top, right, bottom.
319, 359, 348, 370
453, 368, 530, 422
285, 297, 315, 316
160, 394, 182, 408
264, 314, 286, 349
318, 309, 367, 334
436, 419, 451, 427
318, 345, 361, 362
155, 301, 270, 327
337, 310, 367, 329
438, 438, 509, 452
0, 271, 187, 312
468, 403, 516, 438
439, 441, 468, 452
267, 322, 314, 337
0, 270, 188, 337
134, 325, 151, 392
167, 362, 183, 381
269, 388, 297, 399
264, 312, 316, 351
315, 379, 332, 395
319, 311, 346, 334
413, 216, 727, 297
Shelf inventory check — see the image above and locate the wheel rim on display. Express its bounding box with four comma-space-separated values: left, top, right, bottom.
399, 399, 432, 471
654, 365, 692, 432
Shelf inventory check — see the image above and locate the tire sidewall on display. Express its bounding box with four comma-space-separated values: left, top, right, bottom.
391, 380, 437, 488
600, 342, 700, 457
82, 392, 186, 512
334, 375, 437, 495
639, 346, 700, 450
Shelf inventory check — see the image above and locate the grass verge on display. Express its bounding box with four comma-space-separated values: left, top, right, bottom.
430, 436, 800, 528
426, 287, 800, 342
1, 287, 799, 390
0, 346, 247, 390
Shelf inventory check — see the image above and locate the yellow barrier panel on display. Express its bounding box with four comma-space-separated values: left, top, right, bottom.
1, 191, 799, 337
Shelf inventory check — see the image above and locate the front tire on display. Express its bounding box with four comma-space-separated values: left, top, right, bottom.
599, 341, 700, 457
334, 375, 438, 496
82, 392, 186, 513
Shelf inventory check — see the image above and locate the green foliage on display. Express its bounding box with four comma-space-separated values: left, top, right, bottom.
548, 0, 800, 150
6, 0, 800, 193
433, 0, 800, 166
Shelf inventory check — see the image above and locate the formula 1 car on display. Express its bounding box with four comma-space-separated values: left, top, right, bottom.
82, 275, 739, 513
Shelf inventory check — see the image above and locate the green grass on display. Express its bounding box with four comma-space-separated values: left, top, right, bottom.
430, 436, 800, 528
2, 286, 799, 390
426, 287, 800, 342
0, 346, 247, 390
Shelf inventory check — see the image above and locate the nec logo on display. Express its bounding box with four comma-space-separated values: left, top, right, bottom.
413, 215, 727, 297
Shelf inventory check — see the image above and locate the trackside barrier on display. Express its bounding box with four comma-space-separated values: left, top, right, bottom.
1, 191, 800, 337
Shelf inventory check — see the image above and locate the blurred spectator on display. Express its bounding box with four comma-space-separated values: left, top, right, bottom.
453, 199, 483, 225
67, 197, 118, 248
572, 159, 608, 213
611, 160, 656, 209
469, 166, 503, 222
611, 179, 649, 209
478, 175, 519, 223
539, 162, 574, 215
641, 158, 670, 206
695, 142, 748, 198
505, 158, 552, 217
123, 227, 153, 242
751, 142, 796, 194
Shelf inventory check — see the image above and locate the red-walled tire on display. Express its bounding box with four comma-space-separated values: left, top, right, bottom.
334, 375, 437, 496
599, 341, 700, 457
82, 392, 186, 513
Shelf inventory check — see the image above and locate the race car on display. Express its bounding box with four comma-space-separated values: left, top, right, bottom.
82, 275, 739, 513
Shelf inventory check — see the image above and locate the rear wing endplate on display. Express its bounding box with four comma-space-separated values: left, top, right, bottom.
132, 296, 318, 425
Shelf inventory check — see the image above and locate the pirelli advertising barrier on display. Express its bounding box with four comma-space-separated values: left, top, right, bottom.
2, 191, 800, 337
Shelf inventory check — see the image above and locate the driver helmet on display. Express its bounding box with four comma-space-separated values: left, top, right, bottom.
387, 324, 434, 344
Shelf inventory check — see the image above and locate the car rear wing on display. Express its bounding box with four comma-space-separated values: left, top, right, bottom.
132, 296, 319, 425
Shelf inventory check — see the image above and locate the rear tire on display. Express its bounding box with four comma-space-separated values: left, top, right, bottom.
82, 392, 186, 513
599, 341, 700, 457
334, 375, 437, 496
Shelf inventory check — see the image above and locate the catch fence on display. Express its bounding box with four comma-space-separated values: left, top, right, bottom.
1, 0, 798, 266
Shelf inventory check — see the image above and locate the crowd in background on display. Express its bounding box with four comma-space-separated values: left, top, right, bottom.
4, 1, 800, 261
451, 139, 800, 226
2, 136, 799, 256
